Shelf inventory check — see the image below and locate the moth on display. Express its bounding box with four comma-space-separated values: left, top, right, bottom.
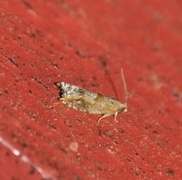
56, 69, 128, 124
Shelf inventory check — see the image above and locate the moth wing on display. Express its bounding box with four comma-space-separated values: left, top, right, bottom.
60, 82, 99, 112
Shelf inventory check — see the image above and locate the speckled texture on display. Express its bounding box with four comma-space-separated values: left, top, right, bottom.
0, 0, 181, 179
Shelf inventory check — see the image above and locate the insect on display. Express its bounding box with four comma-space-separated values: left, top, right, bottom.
56, 69, 128, 124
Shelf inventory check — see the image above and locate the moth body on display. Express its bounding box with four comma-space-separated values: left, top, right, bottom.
56, 80, 127, 123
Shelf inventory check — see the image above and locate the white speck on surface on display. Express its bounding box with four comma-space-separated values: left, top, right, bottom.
69, 142, 78, 152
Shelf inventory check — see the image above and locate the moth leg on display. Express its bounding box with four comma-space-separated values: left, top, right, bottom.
59, 96, 82, 102
97, 113, 113, 125
98, 112, 119, 124
114, 112, 119, 123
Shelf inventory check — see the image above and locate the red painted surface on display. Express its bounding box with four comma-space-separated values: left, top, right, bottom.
0, 0, 181, 179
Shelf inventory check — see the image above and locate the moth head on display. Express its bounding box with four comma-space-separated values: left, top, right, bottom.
120, 103, 127, 113
111, 99, 127, 113
123, 104, 127, 112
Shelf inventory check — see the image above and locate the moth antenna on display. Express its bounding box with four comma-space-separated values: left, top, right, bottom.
104, 68, 119, 99
121, 69, 128, 106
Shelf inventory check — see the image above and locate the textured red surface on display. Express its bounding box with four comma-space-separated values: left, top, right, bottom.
0, 0, 181, 179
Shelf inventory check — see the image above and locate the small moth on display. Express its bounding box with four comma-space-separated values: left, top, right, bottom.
56, 69, 128, 124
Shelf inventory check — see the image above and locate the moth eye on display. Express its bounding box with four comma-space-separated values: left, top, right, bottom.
123, 107, 127, 112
